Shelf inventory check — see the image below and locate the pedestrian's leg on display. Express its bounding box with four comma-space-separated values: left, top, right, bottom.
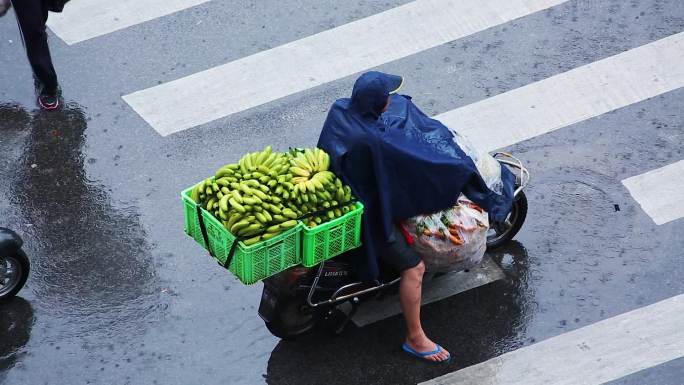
399, 261, 451, 362
11, 0, 59, 94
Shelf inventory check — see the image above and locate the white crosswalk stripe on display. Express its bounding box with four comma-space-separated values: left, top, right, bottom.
622, 160, 684, 225
46, 0, 211, 45
420, 294, 684, 385
436, 31, 684, 152
122, 0, 569, 136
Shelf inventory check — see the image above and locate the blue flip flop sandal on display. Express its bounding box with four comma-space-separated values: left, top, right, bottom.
402, 343, 453, 364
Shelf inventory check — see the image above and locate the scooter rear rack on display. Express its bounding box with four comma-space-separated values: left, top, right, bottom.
493, 152, 530, 197
306, 262, 400, 308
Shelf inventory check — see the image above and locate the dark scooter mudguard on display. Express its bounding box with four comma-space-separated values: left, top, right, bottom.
258, 266, 320, 322
259, 269, 297, 322
0, 227, 23, 256
258, 284, 280, 322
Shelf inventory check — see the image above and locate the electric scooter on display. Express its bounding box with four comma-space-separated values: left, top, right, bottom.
259, 153, 529, 338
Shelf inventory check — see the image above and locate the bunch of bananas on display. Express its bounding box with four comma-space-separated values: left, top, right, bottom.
289, 148, 330, 180
191, 146, 357, 245
288, 148, 355, 228
191, 146, 298, 246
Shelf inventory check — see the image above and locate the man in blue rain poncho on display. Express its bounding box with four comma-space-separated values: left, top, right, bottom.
317, 71, 515, 363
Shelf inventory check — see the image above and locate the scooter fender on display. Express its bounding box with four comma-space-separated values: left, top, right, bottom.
258, 283, 280, 323
258, 267, 313, 322
0, 227, 23, 256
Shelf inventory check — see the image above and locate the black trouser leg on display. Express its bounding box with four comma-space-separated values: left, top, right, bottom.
12, 0, 58, 94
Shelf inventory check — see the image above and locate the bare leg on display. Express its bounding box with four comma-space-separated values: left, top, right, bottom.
399, 260, 450, 362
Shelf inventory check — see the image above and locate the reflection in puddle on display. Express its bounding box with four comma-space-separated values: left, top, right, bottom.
0, 297, 34, 375
2, 103, 159, 338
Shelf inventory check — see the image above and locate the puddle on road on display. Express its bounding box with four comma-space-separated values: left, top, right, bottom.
1, 103, 161, 346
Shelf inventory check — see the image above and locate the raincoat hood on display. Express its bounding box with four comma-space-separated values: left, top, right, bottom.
350, 71, 403, 118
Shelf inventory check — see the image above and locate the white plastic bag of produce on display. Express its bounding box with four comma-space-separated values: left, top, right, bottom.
404, 196, 489, 273
450, 129, 503, 194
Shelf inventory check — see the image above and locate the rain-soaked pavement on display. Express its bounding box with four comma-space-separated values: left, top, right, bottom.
1, 1, 683, 384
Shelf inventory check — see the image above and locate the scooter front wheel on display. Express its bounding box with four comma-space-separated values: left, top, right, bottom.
486, 191, 528, 249
0, 250, 30, 302
264, 295, 318, 339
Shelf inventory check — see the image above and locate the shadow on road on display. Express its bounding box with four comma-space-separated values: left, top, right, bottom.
2, 102, 159, 337
0, 297, 34, 375
265, 241, 533, 385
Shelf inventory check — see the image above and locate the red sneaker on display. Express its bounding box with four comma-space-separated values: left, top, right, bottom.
38, 90, 60, 111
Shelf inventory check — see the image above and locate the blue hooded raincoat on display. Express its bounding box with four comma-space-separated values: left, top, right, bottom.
317, 72, 515, 280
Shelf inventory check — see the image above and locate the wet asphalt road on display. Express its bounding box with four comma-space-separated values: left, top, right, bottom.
1, 1, 684, 384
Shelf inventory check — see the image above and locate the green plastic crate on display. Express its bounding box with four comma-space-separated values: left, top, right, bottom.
301, 202, 363, 267
181, 186, 302, 285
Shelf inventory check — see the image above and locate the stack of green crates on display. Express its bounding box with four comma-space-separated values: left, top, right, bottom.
181, 186, 302, 285
301, 202, 363, 267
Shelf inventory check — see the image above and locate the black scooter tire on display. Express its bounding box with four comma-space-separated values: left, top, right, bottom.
263, 295, 317, 340
486, 191, 528, 250
0, 250, 30, 302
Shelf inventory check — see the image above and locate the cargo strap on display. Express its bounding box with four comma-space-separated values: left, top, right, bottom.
196, 204, 214, 258
223, 238, 240, 269
197, 204, 241, 269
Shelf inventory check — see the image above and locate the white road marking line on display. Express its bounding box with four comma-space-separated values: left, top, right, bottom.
122, 0, 569, 136
421, 294, 684, 385
436, 31, 684, 153
46, 0, 211, 45
621, 160, 684, 225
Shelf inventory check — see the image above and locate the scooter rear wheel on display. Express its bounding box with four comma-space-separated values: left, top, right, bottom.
264, 295, 317, 339
0, 250, 30, 302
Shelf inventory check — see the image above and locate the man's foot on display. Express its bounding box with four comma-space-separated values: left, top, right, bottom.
38, 89, 60, 111
404, 334, 451, 363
